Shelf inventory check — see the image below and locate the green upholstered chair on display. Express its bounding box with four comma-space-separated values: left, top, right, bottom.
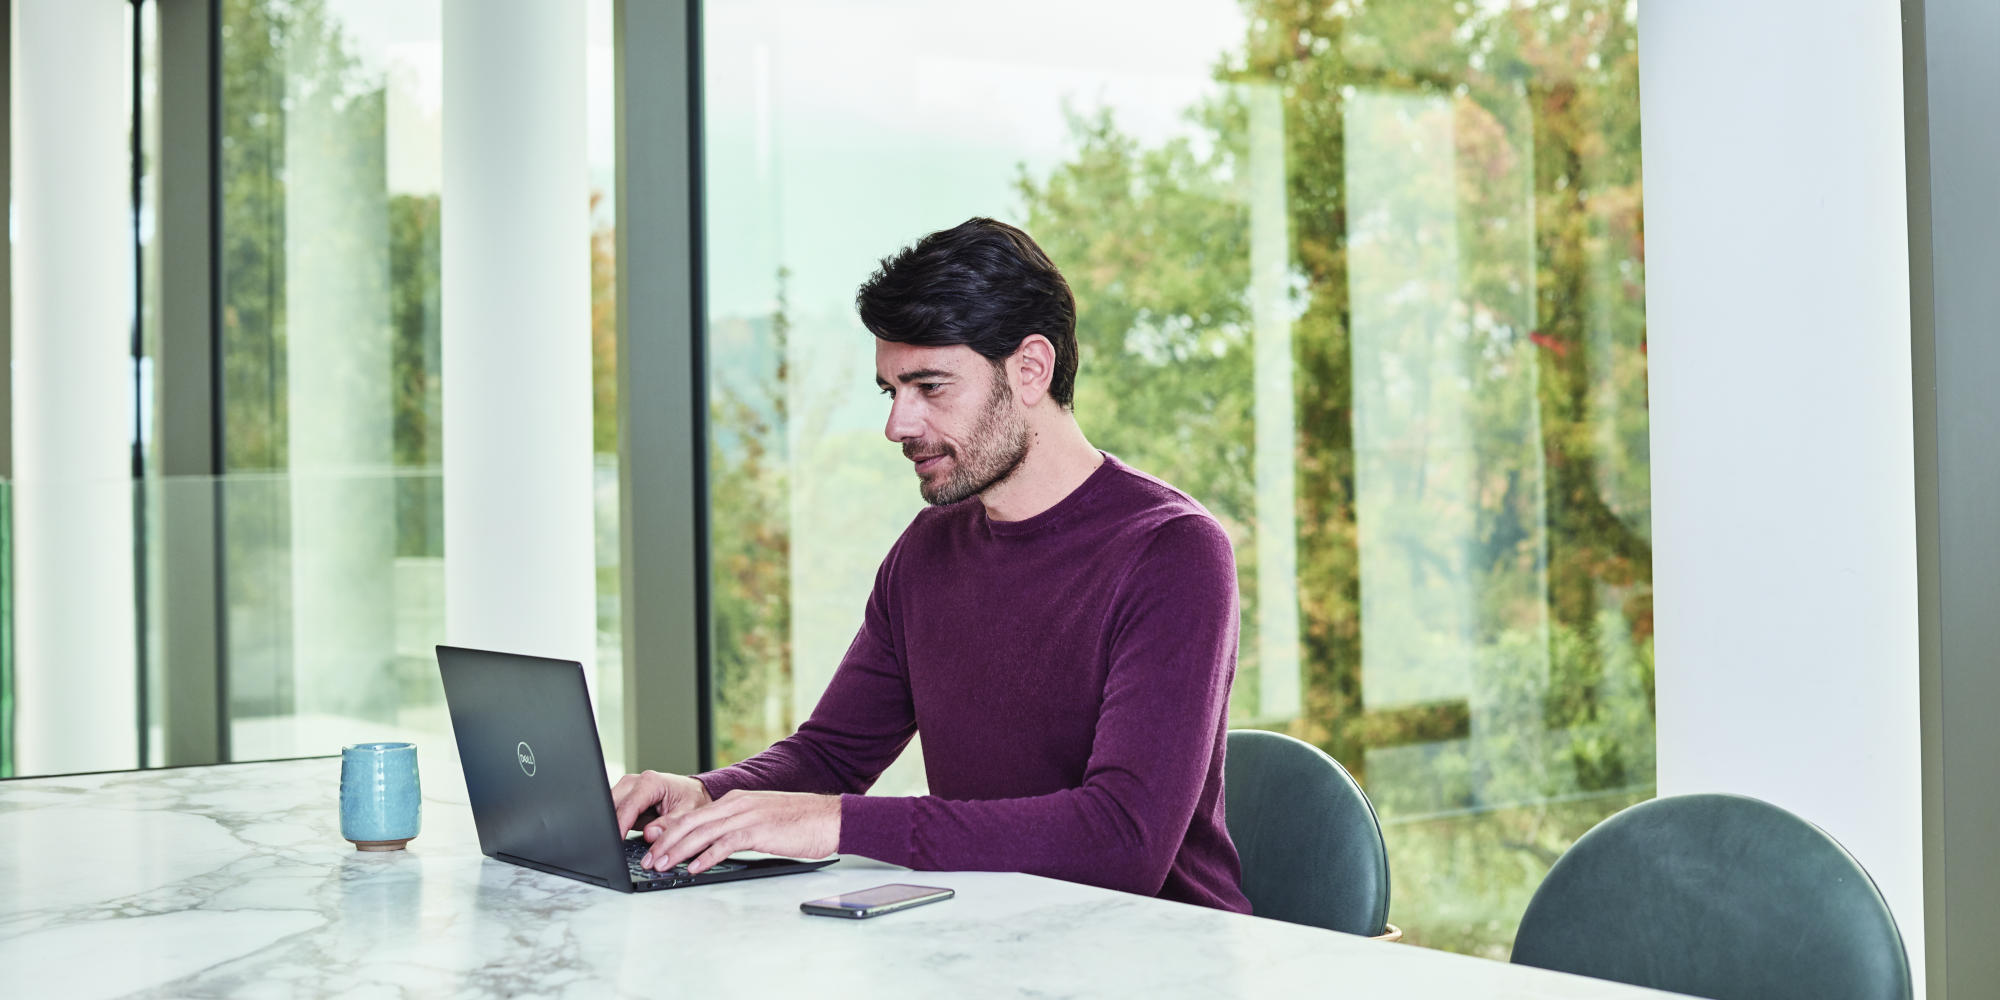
1223, 729, 1395, 938
1511, 793, 1911, 1000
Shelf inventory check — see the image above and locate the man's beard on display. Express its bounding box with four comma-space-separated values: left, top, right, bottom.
907, 370, 1030, 506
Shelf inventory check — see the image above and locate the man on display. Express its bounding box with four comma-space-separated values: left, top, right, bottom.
611, 218, 1249, 912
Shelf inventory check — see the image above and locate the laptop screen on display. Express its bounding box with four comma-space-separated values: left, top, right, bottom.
436, 645, 629, 888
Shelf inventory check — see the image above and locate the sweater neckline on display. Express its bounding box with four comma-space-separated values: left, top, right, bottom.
978, 451, 1120, 538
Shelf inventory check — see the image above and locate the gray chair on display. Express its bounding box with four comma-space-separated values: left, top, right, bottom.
1223, 729, 1394, 938
1511, 793, 1911, 1000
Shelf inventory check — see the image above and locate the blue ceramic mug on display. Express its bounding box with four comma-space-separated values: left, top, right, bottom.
340, 742, 422, 851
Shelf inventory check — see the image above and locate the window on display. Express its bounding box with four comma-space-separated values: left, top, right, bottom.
702, 0, 1650, 956
2, 0, 617, 777
214, 0, 453, 758
197, 0, 620, 763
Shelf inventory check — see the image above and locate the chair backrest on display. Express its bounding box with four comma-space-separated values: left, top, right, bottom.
1511, 793, 1911, 1000
1223, 729, 1391, 936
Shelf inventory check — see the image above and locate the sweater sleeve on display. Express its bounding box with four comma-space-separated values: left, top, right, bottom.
836, 514, 1238, 898
695, 543, 916, 799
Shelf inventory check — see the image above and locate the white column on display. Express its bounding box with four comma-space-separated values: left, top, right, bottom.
1641, 1, 1925, 994
285, 54, 395, 735
441, 4, 595, 683
1246, 85, 1300, 723
9, 0, 138, 774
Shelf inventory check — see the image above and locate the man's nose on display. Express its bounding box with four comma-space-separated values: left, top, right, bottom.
884, 394, 922, 444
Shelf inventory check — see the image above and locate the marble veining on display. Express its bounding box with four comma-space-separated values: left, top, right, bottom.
0, 751, 1683, 998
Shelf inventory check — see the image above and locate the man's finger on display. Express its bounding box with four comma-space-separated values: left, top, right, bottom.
651, 809, 731, 869
689, 834, 741, 875
643, 802, 693, 842
611, 775, 654, 834
646, 806, 720, 868
615, 792, 656, 836
651, 802, 760, 870
646, 793, 750, 859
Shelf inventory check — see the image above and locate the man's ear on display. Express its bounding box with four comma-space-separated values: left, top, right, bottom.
1010, 335, 1056, 407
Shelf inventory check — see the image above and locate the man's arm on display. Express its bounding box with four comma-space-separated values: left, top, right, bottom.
693, 547, 917, 799
620, 544, 918, 869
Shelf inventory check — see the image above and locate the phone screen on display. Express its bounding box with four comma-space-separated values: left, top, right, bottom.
813, 883, 949, 909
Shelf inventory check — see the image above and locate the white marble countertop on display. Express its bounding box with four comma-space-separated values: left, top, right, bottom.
0, 749, 1681, 999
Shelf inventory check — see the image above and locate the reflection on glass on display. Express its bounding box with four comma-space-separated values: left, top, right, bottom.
587, 0, 623, 768
703, 0, 1649, 956
204, 0, 622, 765
1, 1, 617, 779
217, 0, 446, 760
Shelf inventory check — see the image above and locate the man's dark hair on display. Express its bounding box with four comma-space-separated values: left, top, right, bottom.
856, 217, 1079, 409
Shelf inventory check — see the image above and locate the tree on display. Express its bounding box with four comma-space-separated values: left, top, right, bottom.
1017, 0, 1651, 956
707, 270, 794, 764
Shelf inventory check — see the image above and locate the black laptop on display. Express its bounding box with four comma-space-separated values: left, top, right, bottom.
436, 644, 837, 892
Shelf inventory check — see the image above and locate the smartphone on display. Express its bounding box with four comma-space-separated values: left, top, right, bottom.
800, 883, 955, 919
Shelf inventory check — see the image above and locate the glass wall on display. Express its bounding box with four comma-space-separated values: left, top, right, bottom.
701, 0, 1650, 957
1, 0, 619, 777
203, 0, 623, 765
212, 0, 450, 759
586, 0, 623, 761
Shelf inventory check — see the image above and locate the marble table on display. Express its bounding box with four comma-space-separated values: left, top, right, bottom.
0, 750, 1683, 999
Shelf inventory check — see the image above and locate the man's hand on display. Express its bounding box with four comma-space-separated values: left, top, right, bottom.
610, 770, 712, 839
642, 790, 840, 874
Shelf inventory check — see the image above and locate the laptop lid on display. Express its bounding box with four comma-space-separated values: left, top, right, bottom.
436, 644, 635, 890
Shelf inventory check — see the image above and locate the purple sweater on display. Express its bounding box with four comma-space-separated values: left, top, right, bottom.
696, 453, 1250, 912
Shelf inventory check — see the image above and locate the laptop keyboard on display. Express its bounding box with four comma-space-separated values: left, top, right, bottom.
622, 840, 747, 882
624, 840, 692, 881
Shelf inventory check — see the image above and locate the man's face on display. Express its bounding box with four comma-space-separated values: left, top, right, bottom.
875, 341, 1030, 506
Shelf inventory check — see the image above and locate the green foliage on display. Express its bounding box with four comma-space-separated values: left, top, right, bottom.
389, 193, 443, 557
591, 193, 619, 457
219, 0, 295, 473
1387, 786, 1651, 959
220, 0, 409, 470
1010, 0, 1654, 953
707, 272, 794, 766
219, 0, 376, 714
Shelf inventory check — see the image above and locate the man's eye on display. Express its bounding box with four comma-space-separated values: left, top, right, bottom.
919, 383, 943, 395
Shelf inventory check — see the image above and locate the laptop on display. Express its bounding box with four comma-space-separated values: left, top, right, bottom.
436, 644, 838, 892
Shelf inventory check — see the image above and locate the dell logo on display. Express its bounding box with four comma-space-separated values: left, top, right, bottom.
517, 741, 536, 777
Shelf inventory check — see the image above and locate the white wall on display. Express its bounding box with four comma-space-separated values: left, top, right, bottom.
1641, 2, 1925, 995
